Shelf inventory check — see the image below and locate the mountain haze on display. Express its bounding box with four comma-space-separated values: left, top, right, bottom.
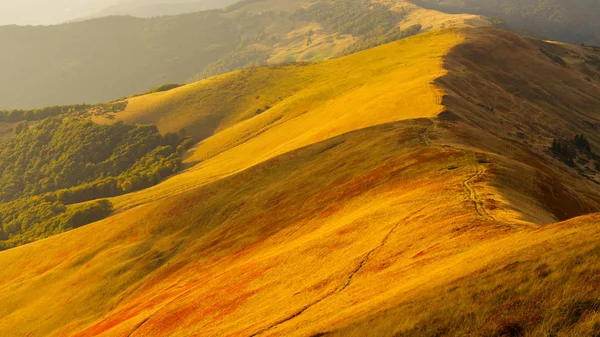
81, 0, 237, 20
0, 0, 110, 26
0, 0, 486, 109
0, 0, 233, 26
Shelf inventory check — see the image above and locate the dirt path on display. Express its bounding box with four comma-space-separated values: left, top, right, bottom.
462, 160, 493, 220
422, 119, 494, 221
249, 208, 425, 337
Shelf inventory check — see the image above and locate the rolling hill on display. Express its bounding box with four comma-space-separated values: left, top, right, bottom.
0, 0, 486, 109
2, 23, 600, 337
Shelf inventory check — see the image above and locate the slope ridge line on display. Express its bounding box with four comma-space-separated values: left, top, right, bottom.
422, 118, 493, 220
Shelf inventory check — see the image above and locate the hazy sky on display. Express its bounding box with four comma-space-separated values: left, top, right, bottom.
0, 0, 227, 26
0, 0, 119, 25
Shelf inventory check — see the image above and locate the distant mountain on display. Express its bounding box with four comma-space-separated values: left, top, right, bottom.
413, 0, 600, 45
88, 0, 237, 19
0, 0, 485, 109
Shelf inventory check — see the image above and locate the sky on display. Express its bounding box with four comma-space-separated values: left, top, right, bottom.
0, 0, 116, 25
0, 0, 233, 26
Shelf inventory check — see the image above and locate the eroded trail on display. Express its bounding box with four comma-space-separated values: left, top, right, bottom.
462, 160, 493, 220
249, 209, 425, 337
422, 119, 493, 220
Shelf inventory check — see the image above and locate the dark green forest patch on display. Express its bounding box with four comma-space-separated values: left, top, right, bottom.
0, 117, 194, 250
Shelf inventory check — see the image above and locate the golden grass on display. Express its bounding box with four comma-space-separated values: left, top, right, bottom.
0, 117, 598, 337
326, 213, 600, 336
267, 24, 356, 64
384, 0, 490, 31
106, 29, 462, 211
0, 120, 507, 336
3, 26, 600, 337
436, 28, 600, 221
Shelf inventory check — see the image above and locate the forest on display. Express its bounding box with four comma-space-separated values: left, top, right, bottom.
0, 116, 194, 250
292, 0, 399, 37
0, 101, 127, 123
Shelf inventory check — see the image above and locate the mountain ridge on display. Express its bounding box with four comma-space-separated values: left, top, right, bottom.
3, 25, 600, 336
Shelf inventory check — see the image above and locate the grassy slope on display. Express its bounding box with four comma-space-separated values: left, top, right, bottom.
0, 119, 542, 337
326, 213, 600, 336
310, 27, 600, 335
101, 5, 488, 140
2, 27, 600, 337
105, 29, 461, 211
100, 27, 463, 139
437, 28, 600, 221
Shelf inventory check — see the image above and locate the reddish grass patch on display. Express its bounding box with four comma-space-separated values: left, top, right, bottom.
72, 310, 138, 337
321, 207, 342, 219
337, 228, 351, 236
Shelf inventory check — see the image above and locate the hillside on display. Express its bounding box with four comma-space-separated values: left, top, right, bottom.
2, 26, 600, 337
98, 29, 461, 211
414, 0, 600, 45
0, 0, 486, 109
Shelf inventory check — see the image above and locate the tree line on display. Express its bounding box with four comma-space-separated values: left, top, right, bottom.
0, 101, 127, 123
0, 116, 195, 249
0, 197, 112, 250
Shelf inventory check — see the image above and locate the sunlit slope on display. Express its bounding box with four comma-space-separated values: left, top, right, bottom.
110, 29, 460, 140
95, 3, 488, 139
106, 29, 462, 210
0, 120, 548, 336
324, 212, 600, 336
1, 118, 599, 336
393, 0, 488, 32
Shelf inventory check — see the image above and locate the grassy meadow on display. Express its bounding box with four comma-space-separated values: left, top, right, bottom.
2, 23, 600, 337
